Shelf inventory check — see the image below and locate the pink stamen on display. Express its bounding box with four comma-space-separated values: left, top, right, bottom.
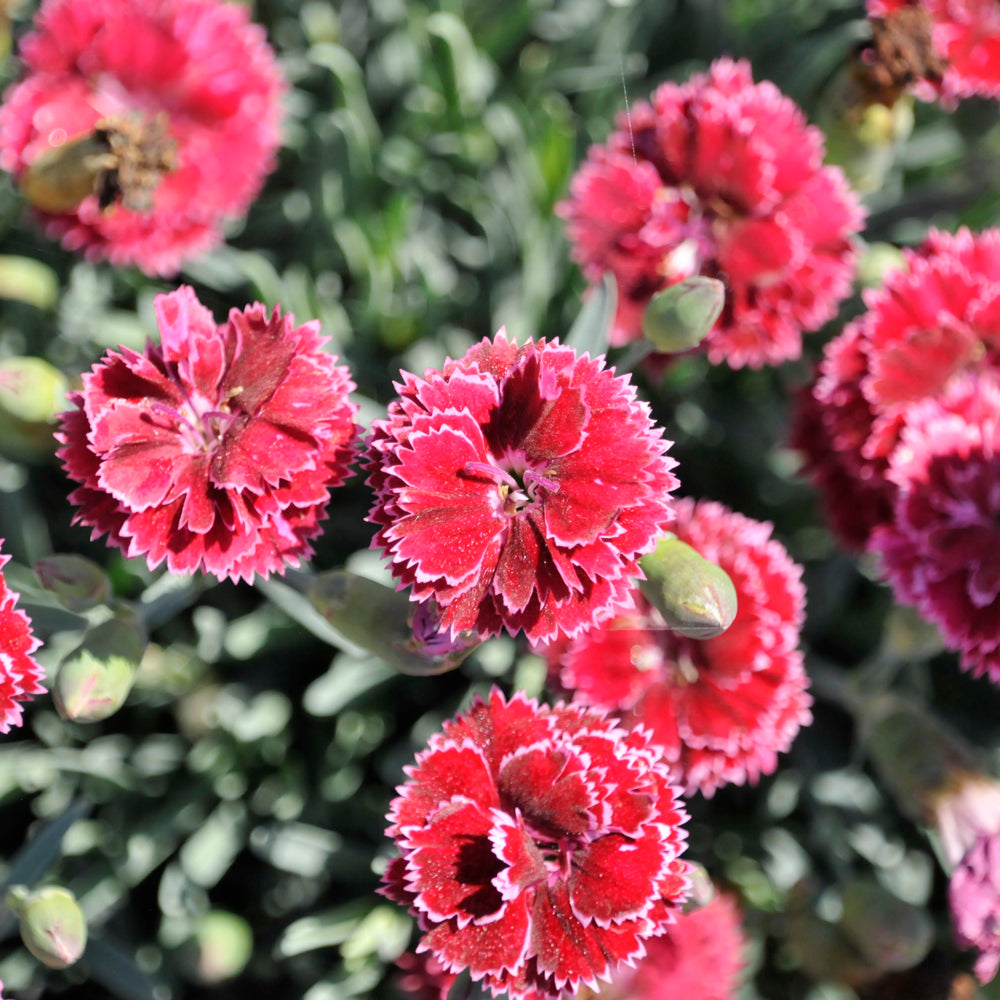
524, 469, 560, 494
462, 461, 519, 490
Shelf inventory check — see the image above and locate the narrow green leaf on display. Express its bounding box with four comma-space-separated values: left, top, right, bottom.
564, 273, 615, 358
84, 935, 164, 1000
0, 800, 91, 938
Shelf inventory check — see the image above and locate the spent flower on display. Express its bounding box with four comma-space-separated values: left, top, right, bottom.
867, 0, 1000, 104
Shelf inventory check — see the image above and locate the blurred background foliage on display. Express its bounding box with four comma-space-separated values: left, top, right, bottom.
1, 0, 1000, 998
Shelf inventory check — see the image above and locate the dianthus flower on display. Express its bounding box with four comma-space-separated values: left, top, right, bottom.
557, 58, 863, 368
0, 542, 45, 733
791, 325, 895, 550
382, 688, 691, 1000
951, 831, 1000, 983
867, 0, 1000, 104
793, 227, 1000, 550
928, 774, 1000, 984
868, 704, 1000, 984
0, 0, 284, 275
56, 286, 359, 582
365, 331, 677, 644
393, 951, 456, 1000
587, 895, 745, 1000
547, 499, 811, 797
870, 375, 1000, 684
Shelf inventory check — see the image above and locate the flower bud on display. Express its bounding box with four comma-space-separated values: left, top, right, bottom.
865, 702, 980, 825
0, 255, 59, 310
34, 554, 112, 612
18, 115, 176, 216
7, 885, 87, 969
0, 357, 69, 461
639, 533, 738, 639
18, 131, 113, 213
309, 571, 480, 675
840, 879, 934, 973
53, 616, 145, 722
857, 242, 908, 290
641, 276, 726, 353
819, 56, 914, 195
188, 911, 253, 983
862, 702, 1000, 981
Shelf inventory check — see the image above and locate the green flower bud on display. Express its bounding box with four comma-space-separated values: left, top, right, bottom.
0, 357, 69, 461
53, 616, 145, 722
191, 911, 253, 983
639, 534, 738, 640
840, 880, 934, 973
858, 242, 908, 290
865, 702, 981, 823
0, 255, 59, 310
641, 276, 725, 353
0, 357, 67, 423
309, 570, 479, 676
8, 885, 87, 969
34, 554, 112, 612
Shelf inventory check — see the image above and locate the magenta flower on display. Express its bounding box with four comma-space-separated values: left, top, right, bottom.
596, 895, 745, 1000
927, 776, 1000, 984
365, 331, 678, 644
0, 0, 284, 275
558, 58, 863, 368
547, 499, 811, 797
794, 227, 1000, 551
381, 688, 691, 1000
791, 324, 895, 550
57, 286, 359, 583
870, 375, 1000, 684
0, 542, 45, 733
951, 833, 1000, 983
868, 0, 1000, 104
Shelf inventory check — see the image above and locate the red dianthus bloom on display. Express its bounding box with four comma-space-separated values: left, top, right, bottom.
592, 895, 745, 1000
365, 331, 678, 644
57, 286, 359, 583
381, 688, 691, 1000
0, 0, 284, 275
791, 324, 895, 550
794, 227, 1000, 550
393, 951, 457, 1000
0, 542, 45, 733
547, 499, 811, 797
870, 375, 1000, 684
558, 58, 863, 368
868, 0, 1000, 103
